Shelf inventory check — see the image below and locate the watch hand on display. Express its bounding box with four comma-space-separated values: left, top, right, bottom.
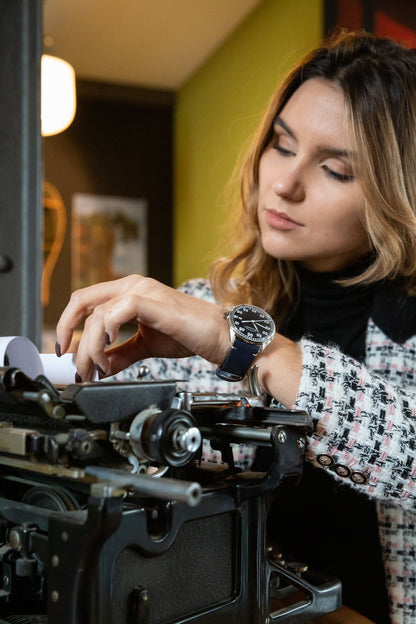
240, 320, 269, 330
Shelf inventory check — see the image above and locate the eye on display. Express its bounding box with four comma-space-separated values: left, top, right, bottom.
322, 164, 354, 183
274, 144, 294, 156
271, 134, 295, 157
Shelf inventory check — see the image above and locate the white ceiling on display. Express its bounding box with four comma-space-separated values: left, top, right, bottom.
43, 0, 264, 91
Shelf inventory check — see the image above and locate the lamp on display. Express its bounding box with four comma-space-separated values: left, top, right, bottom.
41, 54, 76, 136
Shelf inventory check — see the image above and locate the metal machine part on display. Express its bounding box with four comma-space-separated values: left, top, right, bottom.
0, 367, 341, 624
128, 407, 201, 467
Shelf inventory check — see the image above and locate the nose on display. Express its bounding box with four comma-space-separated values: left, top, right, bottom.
271, 161, 305, 202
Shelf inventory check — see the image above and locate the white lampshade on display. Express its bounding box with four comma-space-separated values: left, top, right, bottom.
41, 54, 76, 137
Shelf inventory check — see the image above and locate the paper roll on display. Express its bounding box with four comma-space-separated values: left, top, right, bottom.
0, 336, 97, 385
0, 336, 43, 379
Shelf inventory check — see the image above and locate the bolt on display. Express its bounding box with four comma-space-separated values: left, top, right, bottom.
41, 392, 51, 403
287, 561, 309, 575
297, 436, 305, 449
52, 405, 66, 419
8, 528, 22, 549
277, 430, 287, 444
81, 440, 92, 453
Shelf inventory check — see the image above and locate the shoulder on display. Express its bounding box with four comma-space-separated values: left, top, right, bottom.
371, 283, 416, 344
177, 278, 216, 303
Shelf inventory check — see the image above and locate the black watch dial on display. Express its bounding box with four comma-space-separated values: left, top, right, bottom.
229, 305, 275, 344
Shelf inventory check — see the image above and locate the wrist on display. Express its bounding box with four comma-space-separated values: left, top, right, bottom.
254, 334, 303, 408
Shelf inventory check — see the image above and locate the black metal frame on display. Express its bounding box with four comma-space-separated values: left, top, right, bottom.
0, 373, 341, 623
0, 0, 43, 346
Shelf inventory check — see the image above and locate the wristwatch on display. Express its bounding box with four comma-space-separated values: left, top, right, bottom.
216, 304, 276, 382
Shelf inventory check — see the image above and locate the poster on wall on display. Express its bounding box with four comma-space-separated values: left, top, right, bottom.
71, 193, 147, 291
324, 0, 416, 45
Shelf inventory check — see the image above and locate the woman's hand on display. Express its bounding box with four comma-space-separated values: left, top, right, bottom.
56, 274, 231, 381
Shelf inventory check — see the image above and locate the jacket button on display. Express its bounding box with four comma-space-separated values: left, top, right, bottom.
334, 464, 351, 478
350, 471, 368, 485
317, 454, 335, 467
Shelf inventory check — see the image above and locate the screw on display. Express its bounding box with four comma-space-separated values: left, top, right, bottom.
8, 528, 22, 549
297, 436, 305, 449
81, 440, 92, 453
277, 430, 287, 444
287, 561, 309, 575
52, 405, 66, 419
41, 392, 51, 403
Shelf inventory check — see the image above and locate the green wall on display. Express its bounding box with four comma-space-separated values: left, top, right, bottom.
174, 0, 323, 286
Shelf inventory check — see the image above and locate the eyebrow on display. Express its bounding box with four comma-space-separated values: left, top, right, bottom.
273, 115, 356, 160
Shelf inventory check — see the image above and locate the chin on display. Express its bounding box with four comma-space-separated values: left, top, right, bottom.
261, 239, 298, 263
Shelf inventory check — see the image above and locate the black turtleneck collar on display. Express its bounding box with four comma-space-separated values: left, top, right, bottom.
283, 264, 379, 361
282, 262, 416, 359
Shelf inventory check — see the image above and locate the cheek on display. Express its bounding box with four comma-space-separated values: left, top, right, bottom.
322, 205, 368, 250
319, 185, 366, 231
340, 196, 367, 235
258, 151, 274, 190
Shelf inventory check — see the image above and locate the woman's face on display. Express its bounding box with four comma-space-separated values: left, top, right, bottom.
258, 77, 370, 272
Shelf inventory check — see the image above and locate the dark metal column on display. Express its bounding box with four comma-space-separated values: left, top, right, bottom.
0, 0, 42, 346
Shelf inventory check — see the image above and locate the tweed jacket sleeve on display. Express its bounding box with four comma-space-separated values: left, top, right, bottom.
295, 335, 416, 509
114, 277, 416, 507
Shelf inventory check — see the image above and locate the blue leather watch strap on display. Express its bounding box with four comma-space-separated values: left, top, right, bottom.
216, 338, 260, 382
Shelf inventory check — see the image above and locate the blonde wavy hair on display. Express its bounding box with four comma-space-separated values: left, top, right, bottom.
210, 30, 416, 326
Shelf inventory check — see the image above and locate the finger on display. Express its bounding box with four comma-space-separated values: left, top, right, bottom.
56, 278, 136, 353
73, 293, 150, 379
75, 293, 191, 379
74, 296, 150, 379
75, 305, 113, 380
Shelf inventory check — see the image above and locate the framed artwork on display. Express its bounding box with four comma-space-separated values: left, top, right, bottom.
71, 193, 147, 291
324, 0, 416, 45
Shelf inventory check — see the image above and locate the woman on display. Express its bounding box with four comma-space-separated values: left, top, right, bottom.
56, 31, 416, 623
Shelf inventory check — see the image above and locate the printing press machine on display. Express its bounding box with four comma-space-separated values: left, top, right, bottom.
0, 365, 341, 623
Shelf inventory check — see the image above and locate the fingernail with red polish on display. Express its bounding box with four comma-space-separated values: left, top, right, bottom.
55, 341, 61, 358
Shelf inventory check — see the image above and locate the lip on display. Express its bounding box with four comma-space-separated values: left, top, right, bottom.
264, 209, 303, 231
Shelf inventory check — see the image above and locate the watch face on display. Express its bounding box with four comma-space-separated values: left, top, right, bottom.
229, 305, 275, 344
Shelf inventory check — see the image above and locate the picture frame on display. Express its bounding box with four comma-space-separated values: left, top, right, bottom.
71, 193, 147, 291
